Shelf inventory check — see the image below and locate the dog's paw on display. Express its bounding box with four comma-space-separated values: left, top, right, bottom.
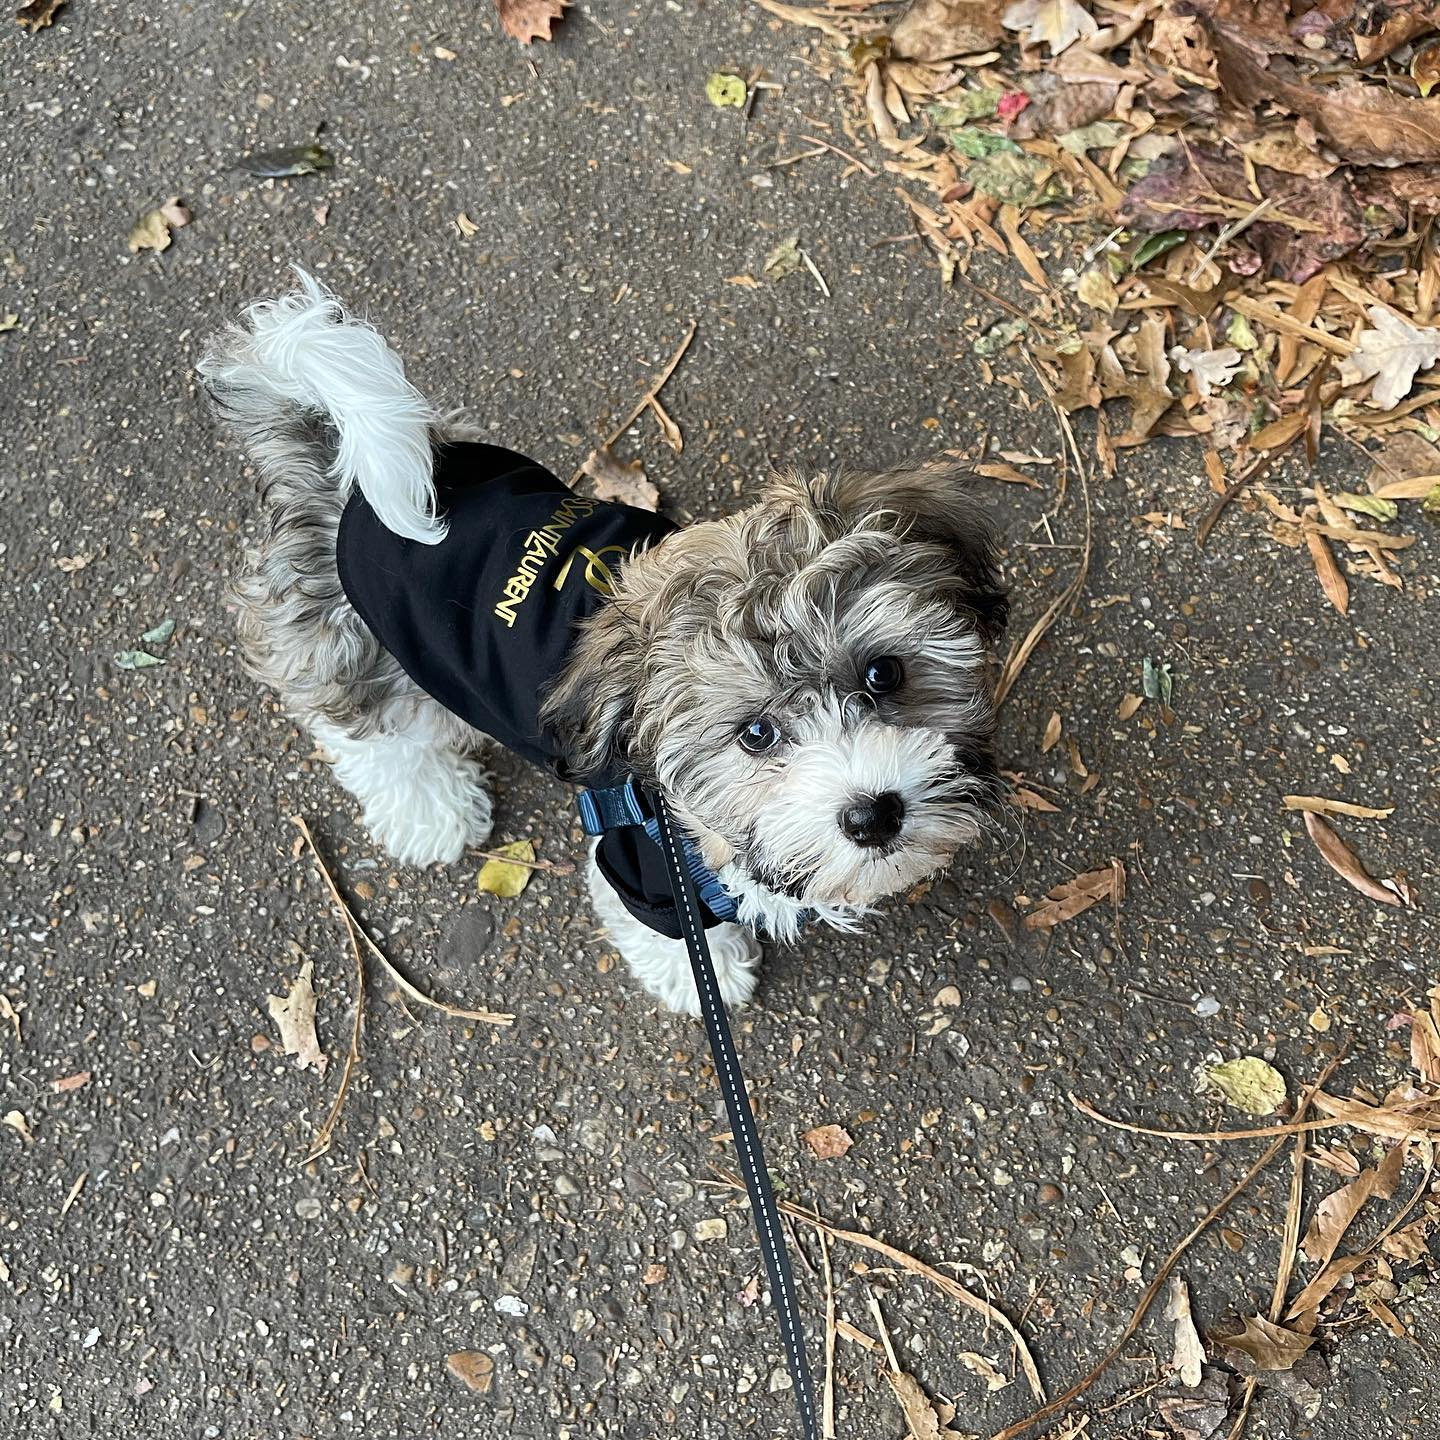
358, 752, 492, 866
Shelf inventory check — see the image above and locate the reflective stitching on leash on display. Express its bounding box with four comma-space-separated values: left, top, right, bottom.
654, 799, 818, 1438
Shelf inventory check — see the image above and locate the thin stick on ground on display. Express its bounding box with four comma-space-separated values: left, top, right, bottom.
987, 1133, 1290, 1440
868, 1289, 902, 1372
293, 819, 366, 1164
1195, 446, 1285, 548
292, 817, 513, 1028
472, 846, 575, 876
996, 355, 1092, 708
800, 133, 878, 177
1228, 1050, 1349, 1440
711, 1171, 1046, 1403
576, 320, 698, 480
1068, 1091, 1438, 1145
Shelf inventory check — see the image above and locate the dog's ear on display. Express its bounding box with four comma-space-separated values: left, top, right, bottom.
541, 607, 645, 785
763, 459, 1009, 644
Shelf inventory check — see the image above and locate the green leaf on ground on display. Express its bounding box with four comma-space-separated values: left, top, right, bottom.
946, 128, 1021, 159
1130, 230, 1185, 270
966, 151, 1064, 207
1142, 657, 1173, 705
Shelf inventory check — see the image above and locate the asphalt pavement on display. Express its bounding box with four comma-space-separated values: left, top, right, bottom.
2, 3, 1437, 1437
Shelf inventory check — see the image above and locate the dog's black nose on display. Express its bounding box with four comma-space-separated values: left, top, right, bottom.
840, 792, 906, 848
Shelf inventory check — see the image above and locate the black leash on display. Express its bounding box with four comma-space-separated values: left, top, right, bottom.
650, 793, 821, 1440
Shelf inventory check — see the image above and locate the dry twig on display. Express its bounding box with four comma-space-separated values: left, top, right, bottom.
996, 355, 1092, 708
577, 321, 697, 480
712, 1171, 1045, 1403
293, 816, 513, 1029
988, 1135, 1290, 1440
1227, 1051, 1347, 1440
292, 817, 366, 1162
1068, 1092, 1439, 1145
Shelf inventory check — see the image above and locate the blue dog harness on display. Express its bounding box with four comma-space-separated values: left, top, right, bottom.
577, 779, 740, 924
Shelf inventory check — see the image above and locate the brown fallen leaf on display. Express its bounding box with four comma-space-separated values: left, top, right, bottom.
1381, 1211, 1438, 1264
1304, 527, 1348, 615
1209, 19, 1440, 167
1217, 1314, 1315, 1372
51, 1071, 91, 1093
1410, 987, 1440, 1086
1109, 316, 1176, 444
266, 960, 327, 1074
890, 0, 1005, 62
580, 447, 659, 511
446, 1350, 495, 1392
975, 460, 1042, 487
16, 0, 65, 30
1365, 429, 1440, 498
1299, 1140, 1407, 1270
802, 1123, 854, 1160
1117, 692, 1144, 721
883, 1367, 963, 1439
1023, 859, 1125, 930
1307, 1144, 1361, 1179
1312, 1089, 1440, 1143
1040, 710, 1062, 752
1155, 1367, 1233, 1440
494, 0, 568, 43
1251, 411, 1310, 452
1303, 811, 1413, 908
1009, 786, 1060, 813
1167, 1275, 1205, 1388
1282, 795, 1394, 821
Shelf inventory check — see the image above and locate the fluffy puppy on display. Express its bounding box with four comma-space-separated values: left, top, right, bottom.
200, 274, 1007, 1014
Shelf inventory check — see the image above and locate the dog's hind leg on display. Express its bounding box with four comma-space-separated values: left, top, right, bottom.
312, 716, 494, 868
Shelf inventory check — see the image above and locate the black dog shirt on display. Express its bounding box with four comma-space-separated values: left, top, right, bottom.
336, 442, 729, 939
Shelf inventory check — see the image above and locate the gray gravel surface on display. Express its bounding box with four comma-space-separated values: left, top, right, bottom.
2, 3, 1438, 1438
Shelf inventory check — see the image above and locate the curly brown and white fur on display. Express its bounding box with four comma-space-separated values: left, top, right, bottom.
200, 273, 1008, 1015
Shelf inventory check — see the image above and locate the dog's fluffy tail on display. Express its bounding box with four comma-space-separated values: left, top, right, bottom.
199, 268, 446, 544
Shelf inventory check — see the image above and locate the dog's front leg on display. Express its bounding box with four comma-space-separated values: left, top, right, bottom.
586, 846, 761, 1015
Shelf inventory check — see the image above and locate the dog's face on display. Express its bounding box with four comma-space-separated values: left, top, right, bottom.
544, 461, 1007, 919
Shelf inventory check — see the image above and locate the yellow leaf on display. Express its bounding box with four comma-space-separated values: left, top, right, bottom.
477, 840, 537, 898
1206, 1057, 1286, 1116
706, 72, 747, 108
127, 209, 174, 254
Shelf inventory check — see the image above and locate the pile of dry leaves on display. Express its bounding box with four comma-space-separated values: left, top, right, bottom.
758, 0, 1440, 610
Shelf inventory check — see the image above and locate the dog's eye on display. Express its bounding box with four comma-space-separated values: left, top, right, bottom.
738, 717, 783, 754
863, 656, 905, 696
